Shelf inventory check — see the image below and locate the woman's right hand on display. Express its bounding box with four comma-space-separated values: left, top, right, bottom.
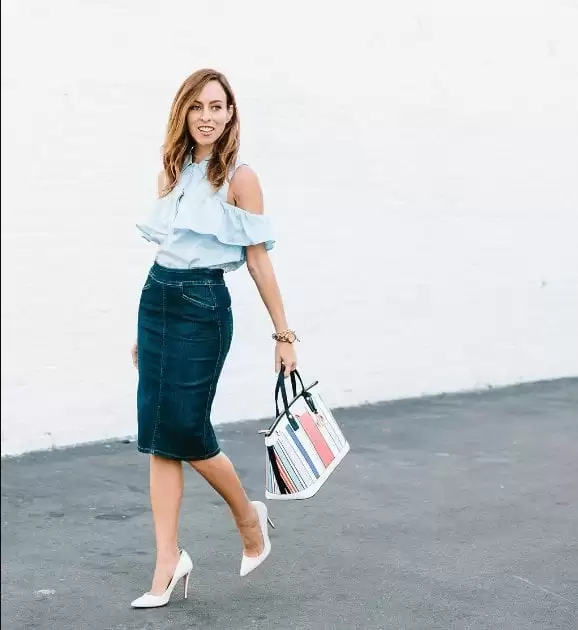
131, 341, 138, 369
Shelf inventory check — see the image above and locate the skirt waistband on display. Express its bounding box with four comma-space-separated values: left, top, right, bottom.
150, 261, 225, 285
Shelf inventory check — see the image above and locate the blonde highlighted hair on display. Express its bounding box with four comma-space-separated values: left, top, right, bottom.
160, 69, 240, 197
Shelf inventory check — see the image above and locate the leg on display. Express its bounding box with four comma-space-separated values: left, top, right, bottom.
149, 455, 184, 594
189, 453, 264, 557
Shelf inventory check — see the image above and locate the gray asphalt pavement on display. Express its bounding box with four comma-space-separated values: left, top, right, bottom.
2, 378, 577, 630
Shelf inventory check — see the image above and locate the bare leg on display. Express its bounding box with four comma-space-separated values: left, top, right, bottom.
189, 452, 263, 557
149, 455, 184, 594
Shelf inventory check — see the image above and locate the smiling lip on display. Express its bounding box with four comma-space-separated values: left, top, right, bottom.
198, 126, 214, 134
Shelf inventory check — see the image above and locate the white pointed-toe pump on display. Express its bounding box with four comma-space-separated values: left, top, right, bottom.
131, 549, 193, 609
240, 501, 274, 577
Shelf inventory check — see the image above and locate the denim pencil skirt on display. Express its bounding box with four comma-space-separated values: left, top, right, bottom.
136, 262, 233, 461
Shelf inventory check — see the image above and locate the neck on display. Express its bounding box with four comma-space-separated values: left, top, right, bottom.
193, 145, 212, 163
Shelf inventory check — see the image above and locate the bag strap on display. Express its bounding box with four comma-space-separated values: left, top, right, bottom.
274, 368, 306, 417
274, 367, 320, 423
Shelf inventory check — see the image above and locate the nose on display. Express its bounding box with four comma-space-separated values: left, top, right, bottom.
200, 108, 212, 122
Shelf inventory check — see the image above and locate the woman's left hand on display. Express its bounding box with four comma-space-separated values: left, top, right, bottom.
275, 342, 297, 376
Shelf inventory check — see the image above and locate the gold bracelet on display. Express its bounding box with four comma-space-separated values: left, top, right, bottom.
272, 329, 299, 344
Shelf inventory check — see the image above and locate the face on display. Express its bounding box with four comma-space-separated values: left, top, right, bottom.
187, 80, 233, 149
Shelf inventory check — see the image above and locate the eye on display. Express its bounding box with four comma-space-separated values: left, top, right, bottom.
212, 105, 222, 111
191, 105, 201, 111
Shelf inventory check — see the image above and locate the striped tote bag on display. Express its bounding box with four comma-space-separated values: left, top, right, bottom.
258, 369, 350, 500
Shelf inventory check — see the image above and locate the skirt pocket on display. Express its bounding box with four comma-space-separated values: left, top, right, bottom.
180, 284, 217, 310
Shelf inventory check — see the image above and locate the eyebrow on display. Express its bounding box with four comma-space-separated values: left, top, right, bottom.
193, 99, 224, 104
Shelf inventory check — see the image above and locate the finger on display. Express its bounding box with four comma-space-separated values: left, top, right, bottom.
275, 358, 282, 373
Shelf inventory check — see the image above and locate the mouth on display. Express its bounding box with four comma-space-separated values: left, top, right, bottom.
197, 126, 215, 135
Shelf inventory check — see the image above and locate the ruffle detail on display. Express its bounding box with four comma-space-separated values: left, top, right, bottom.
175, 196, 274, 250
136, 191, 275, 251
136, 222, 165, 244
136, 194, 172, 244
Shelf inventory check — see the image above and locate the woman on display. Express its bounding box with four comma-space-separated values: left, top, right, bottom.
129, 69, 298, 608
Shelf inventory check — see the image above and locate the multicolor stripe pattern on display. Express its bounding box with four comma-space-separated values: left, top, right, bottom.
265, 390, 349, 500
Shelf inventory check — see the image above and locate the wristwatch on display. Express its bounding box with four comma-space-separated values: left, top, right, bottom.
272, 329, 299, 344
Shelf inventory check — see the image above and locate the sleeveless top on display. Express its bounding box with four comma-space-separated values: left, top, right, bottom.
136, 154, 275, 272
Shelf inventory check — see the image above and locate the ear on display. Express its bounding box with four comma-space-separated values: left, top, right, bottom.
226, 105, 234, 123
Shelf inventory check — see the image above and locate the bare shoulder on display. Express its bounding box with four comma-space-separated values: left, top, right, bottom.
229, 165, 264, 214
231, 164, 260, 187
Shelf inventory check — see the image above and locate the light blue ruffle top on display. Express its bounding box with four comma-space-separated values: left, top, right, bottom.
136, 155, 275, 272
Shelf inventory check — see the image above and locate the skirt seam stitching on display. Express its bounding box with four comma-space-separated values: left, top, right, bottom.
151, 283, 167, 450
203, 303, 223, 451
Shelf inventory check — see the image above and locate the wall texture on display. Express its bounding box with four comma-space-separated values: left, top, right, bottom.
2, 0, 577, 456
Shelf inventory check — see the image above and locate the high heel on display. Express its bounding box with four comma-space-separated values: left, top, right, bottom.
131, 549, 193, 608
183, 570, 191, 599
240, 501, 272, 577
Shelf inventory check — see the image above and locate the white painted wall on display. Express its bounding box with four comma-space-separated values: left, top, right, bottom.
2, 0, 577, 456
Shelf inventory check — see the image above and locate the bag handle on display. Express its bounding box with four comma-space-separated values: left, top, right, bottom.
274, 367, 318, 431
275, 367, 305, 406
275, 367, 306, 413
274, 367, 306, 429
258, 366, 320, 436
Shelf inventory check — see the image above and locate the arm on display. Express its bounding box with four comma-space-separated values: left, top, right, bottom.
230, 166, 297, 375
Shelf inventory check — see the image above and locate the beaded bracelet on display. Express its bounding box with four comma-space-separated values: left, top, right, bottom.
272, 329, 299, 344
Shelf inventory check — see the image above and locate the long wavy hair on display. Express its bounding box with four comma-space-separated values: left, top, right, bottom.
160, 69, 240, 197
